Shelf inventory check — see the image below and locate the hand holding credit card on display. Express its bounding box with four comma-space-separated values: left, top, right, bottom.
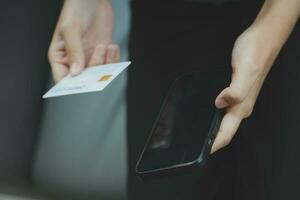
43, 61, 131, 98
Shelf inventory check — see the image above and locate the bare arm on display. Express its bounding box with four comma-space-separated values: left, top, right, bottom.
253, 0, 300, 50
212, 0, 300, 153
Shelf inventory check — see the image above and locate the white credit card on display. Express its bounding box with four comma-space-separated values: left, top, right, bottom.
43, 61, 131, 99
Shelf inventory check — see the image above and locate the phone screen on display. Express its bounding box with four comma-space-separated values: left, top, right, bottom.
137, 71, 229, 172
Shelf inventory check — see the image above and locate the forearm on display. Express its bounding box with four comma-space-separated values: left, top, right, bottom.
250, 0, 300, 51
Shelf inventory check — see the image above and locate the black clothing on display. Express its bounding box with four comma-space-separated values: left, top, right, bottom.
127, 0, 299, 200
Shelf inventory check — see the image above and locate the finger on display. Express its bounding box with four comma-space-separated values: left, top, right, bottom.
55, 40, 65, 50
60, 56, 69, 65
210, 112, 242, 154
87, 44, 106, 67
114, 45, 120, 62
48, 45, 68, 82
52, 51, 69, 64
50, 62, 69, 82
215, 65, 260, 108
55, 51, 66, 58
61, 25, 85, 76
105, 44, 120, 64
215, 87, 231, 108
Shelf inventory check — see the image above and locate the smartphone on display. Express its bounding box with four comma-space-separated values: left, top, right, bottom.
135, 70, 230, 180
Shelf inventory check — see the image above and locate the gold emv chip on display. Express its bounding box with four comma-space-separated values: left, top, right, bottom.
99, 75, 112, 82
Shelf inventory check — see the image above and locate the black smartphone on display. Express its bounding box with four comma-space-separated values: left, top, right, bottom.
135, 70, 230, 180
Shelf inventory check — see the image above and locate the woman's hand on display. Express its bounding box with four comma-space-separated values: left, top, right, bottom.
211, 0, 300, 153
48, 0, 120, 82
211, 28, 275, 153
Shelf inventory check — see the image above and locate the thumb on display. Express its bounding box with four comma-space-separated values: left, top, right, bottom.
216, 64, 259, 108
62, 25, 85, 76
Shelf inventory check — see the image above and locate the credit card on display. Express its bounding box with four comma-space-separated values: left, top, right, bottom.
43, 61, 131, 98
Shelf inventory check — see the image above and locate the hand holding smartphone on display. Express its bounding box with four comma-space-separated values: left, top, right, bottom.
136, 70, 230, 180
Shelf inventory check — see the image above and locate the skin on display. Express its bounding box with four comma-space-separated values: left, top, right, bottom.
212, 0, 300, 153
48, 0, 120, 82
48, 0, 300, 153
